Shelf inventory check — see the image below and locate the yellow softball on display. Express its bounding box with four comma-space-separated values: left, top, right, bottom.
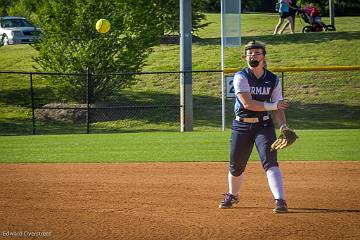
96, 19, 111, 34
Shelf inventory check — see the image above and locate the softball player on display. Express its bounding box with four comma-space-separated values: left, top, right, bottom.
219, 40, 289, 213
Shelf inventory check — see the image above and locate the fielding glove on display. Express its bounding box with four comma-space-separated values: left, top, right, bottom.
271, 125, 298, 151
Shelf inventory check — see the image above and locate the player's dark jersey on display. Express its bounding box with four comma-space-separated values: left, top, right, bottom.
233, 67, 283, 119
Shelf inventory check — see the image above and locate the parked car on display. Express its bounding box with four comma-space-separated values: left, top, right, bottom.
0, 16, 41, 46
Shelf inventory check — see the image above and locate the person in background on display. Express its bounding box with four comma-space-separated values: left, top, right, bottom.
273, 0, 295, 35
280, 0, 299, 34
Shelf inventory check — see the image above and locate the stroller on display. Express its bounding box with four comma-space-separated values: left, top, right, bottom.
298, 5, 336, 33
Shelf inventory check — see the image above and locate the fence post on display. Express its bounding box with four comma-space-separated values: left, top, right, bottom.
29, 73, 36, 135
179, 0, 193, 132
86, 67, 92, 134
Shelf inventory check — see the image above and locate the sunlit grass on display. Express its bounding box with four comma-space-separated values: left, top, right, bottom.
0, 129, 359, 163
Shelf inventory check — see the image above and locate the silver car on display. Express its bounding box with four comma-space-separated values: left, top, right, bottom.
0, 16, 41, 46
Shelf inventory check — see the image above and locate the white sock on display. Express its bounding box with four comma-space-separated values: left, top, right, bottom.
266, 166, 285, 200
228, 171, 243, 196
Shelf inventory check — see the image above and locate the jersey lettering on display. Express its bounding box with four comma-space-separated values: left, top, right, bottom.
233, 68, 280, 119
250, 86, 270, 95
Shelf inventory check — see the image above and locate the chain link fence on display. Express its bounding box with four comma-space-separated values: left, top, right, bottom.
276, 69, 360, 129
0, 70, 223, 135
0, 68, 359, 135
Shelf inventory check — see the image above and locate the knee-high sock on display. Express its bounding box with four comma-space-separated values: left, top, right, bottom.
228, 171, 243, 196
266, 166, 285, 200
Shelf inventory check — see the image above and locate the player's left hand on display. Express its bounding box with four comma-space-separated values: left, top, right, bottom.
271, 125, 298, 151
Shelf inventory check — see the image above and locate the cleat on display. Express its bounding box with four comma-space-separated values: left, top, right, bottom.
273, 199, 288, 213
219, 193, 239, 209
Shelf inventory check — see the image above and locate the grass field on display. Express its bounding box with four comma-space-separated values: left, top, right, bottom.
147, 13, 360, 70
0, 129, 359, 163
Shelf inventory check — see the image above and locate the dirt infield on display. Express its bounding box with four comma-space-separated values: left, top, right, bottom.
0, 162, 359, 240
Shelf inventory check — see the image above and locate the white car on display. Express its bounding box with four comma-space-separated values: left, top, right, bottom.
0, 16, 41, 46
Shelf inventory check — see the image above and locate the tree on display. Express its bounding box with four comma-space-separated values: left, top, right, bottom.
157, 0, 210, 35
296, 0, 359, 16
0, 0, 12, 15
6, 0, 43, 23
334, 0, 360, 16
33, 0, 164, 101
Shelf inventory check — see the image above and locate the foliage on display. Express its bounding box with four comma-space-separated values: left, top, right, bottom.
202, 0, 221, 12
297, 0, 360, 16
1, 0, 211, 35
0, 0, 11, 16
5, 0, 43, 23
32, 0, 164, 101
156, 0, 210, 35
336, 0, 360, 16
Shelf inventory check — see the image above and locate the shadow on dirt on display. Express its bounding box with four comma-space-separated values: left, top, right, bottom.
288, 208, 360, 214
